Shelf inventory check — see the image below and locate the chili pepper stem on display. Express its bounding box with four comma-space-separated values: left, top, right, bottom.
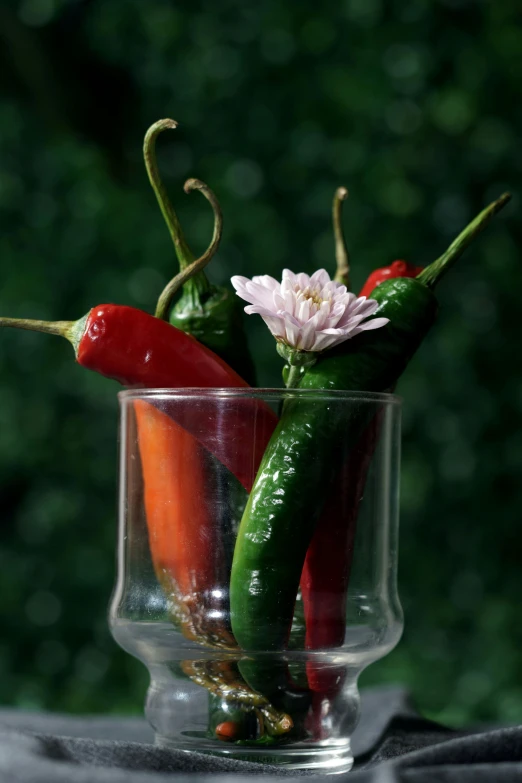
155, 178, 223, 321
144, 120, 196, 270
0, 314, 87, 353
144, 119, 212, 310
417, 193, 511, 289
333, 186, 350, 289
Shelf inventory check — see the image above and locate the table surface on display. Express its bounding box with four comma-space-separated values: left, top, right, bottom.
0, 686, 519, 782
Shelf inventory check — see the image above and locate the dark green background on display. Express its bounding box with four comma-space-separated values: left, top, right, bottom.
0, 0, 520, 725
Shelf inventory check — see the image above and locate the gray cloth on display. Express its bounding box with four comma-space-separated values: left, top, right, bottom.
0, 686, 519, 782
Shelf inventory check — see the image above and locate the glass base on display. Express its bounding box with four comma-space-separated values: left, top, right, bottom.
141, 651, 363, 774
155, 735, 354, 772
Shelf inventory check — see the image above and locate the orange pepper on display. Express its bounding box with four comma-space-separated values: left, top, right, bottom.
134, 400, 234, 646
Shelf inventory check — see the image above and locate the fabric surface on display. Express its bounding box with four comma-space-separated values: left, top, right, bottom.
0, 686, 520, 782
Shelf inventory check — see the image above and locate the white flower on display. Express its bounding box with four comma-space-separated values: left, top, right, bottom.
231, 268, 389, 352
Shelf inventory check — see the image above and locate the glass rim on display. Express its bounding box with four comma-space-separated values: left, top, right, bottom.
118, 387, 402, 405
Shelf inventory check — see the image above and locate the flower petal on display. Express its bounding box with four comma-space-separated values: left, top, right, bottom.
231, 275, 282, 309
230, 275, 253, 299
310, 331, 345, 351
356, 317, 390, 331
336, 296, 379, 327
244, 304, 279, 318
251, 274, 280, 291
296, 296, 310, 323
284, 321, 301, 348
231, 270, 388, 353
282, 268, 297, 283
260, 315, 287, 340
296, 272, 310, 289
283, 286, 296, 315
298, 318, 319, 350
310, 268, 331, 289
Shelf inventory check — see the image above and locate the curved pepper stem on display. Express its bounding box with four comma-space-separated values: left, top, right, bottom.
143, 119, 195, 270
0, 314, 88, 354
144, 119, 215, 310
333, 186, 350, 289
417, 193, 511, 289
155, 178, 223, 320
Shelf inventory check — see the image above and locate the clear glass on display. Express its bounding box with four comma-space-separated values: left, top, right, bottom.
110, 389, 402, 773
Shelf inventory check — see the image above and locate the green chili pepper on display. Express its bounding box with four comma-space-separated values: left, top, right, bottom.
144, 119, 256, 383
230, 194, 510, 657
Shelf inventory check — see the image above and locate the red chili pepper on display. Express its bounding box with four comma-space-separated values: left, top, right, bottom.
0, 305, 277, 490
301, 261, 421, 698
301, 416, 381, 695
359, 260, 423, 299
215, 721, 242, 742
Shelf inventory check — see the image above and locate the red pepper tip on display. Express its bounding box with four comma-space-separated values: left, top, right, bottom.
215, 721, 241, 741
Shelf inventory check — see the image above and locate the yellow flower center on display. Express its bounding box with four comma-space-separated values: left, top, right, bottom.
300, 285, 328, 309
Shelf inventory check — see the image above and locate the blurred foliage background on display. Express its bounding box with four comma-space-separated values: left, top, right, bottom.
0, 0, 520, 726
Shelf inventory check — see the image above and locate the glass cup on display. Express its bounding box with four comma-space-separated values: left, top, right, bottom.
110, 389, 402, 773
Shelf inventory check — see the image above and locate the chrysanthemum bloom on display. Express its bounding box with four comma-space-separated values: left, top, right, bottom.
231, 268, 388, 353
